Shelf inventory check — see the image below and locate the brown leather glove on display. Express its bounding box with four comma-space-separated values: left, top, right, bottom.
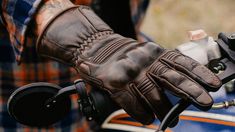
37, 6, 222, 125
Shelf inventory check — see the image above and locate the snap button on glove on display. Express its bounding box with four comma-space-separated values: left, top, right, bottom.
37, 6, 222, 125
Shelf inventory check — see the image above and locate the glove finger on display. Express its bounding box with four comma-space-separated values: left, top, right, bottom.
110, 90, 155, 125
161, 51, 221, 91
134, 77, 176, 122
150, 64, 213, 111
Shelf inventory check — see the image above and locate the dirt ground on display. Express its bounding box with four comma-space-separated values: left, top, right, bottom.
141, 0, 235, 48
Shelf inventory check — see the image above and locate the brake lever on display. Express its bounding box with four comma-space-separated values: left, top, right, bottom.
216, 58, 235, 84
156, 100, 190, 132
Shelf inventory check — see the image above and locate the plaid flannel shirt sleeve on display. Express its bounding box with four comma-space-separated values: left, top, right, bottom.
0, 0, 42, 62
0, 0, 149, 62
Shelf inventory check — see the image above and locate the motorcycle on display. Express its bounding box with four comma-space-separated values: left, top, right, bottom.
7, 30, 235, 132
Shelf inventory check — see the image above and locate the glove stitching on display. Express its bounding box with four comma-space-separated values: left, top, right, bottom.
129, 83, 155, 116
92, 37, 126, 62
153, 63, 168, 76
136, 79, 155, 94
92, 38, 134, 64
161, 51, 180, 60
147, 73, 164, 91
78, 31, 113, 54
148, 50, 171, 72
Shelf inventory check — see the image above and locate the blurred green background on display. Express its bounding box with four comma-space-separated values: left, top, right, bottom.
141, 0, 235, 48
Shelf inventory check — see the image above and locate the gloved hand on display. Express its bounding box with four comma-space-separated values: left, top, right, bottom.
36, 6, 221, 125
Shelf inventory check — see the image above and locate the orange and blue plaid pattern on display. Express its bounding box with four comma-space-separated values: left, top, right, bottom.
1, 0, 42, 61
0, 26, 92, 131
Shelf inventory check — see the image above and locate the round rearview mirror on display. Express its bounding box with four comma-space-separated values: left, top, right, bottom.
7, 82, 71, 127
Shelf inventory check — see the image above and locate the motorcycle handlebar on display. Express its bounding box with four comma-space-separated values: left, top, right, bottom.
158, 32, 235, 132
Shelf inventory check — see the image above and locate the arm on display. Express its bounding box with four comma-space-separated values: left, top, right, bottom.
35, 0, 221, 125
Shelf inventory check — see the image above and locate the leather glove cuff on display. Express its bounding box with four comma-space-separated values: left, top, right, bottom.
37, 6, 115, 66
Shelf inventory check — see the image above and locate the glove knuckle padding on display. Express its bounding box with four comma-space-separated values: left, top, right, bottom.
37, 6, 222, 124
95, 42, 165, 89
